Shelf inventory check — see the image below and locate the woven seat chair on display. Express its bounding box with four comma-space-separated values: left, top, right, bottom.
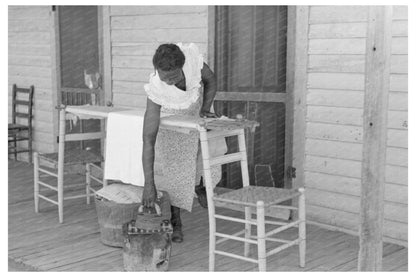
199, 126, 306, 272
34, 107, 105, 223
8, 84, 34, 162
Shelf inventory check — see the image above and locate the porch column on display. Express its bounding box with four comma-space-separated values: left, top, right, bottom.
358, 6, 392, 271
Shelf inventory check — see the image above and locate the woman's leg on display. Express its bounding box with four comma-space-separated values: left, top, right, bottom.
195, 177, 208, 208
170, 205, 183, 243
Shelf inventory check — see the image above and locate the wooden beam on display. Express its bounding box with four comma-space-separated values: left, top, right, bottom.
215, 91, 286, 103
207, 6, 216, 70
50, 7, 61, 152
358, 6, 392, 271
288, 6, 309, 191
102, 6, 112, 106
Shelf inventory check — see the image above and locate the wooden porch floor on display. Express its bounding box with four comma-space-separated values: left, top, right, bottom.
8, 160, 408, 271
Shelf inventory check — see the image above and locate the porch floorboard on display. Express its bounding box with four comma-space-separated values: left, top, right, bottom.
8, 160, 407, 271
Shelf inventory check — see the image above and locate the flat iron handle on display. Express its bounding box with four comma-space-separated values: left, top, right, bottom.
138, 203, 162, 216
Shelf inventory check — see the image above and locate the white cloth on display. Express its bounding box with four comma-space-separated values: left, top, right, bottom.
143, 43, 204, 110
104, 109, 146, 186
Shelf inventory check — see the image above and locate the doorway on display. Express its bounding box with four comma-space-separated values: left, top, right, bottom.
57, 6, 102, 152
213, 6, 291, 189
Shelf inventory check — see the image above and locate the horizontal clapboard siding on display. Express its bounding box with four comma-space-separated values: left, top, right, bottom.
8, 6, 56, 157
109, 6, 209, 108
305, 5, 407, 244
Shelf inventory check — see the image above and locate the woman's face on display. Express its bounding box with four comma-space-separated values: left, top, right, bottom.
157, 68, 184, 86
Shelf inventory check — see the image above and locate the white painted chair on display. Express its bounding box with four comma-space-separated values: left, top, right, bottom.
33, 107, 106, 223
199, 126, 306, 271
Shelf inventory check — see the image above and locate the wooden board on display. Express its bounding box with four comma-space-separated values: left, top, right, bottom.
307, 89, 364, 108
308, 54, 365, 73
309, 22, 367, 38
308, 38, 366, 55
309, 6, 368, 24
306, 106, 363, 126
110, 6, 207, 16
111, 13, 207, 29
111, 29, 208, 43
308, 72, 365, 90
306, 122, 363, 143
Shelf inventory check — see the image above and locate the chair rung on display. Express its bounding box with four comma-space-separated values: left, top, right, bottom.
214, 214, 256, 225
15, 100, 30, 105
214, 250, 258, 264
207, 128, 242, 139
215, 232, 257, 244
210, 152, 244, 166
270, 204, 298, 210
251, 236, 292, 244
64, 194, 89, 200
264, 220, 287, 226
266, 220, 301, 237
88, 163, 103, 171
38, 194, 58, 205
9, 136, 29, 142
216, 230, 245, 245
15, 112, 29, 118
90, 175, 103, 184
38, 181, 58, 191
213, 196, 257, 207
38, 167, 58, 177
266, 239, 300, 257
8, 149, 29, 154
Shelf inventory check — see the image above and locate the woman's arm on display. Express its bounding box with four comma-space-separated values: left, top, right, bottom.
200, 62, 218, 118
142, 97, 161, 207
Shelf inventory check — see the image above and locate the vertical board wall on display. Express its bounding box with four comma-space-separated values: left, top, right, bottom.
304, 6, 407, 245
8, 6, 57, 158
107, 6, 209, 108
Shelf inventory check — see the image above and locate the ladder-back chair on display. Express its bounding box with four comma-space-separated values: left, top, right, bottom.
34, 106, 105, 223
198, 122, 306, 271
8, 84, 34, 162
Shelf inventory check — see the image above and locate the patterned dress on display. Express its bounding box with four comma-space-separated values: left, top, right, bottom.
144, 43, 226, 211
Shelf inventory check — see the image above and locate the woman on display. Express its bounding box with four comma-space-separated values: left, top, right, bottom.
142, 43, 225, 243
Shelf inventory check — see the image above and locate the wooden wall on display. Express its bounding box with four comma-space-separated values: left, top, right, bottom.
8, 6, 57, 159
304, 6, 408, 245
107, 6, 209, 108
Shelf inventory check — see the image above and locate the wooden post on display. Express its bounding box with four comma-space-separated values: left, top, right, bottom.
285, 6, 309, 220
57, 108, 66, 223
102, 6, 112, 106
358, 6, 392, 271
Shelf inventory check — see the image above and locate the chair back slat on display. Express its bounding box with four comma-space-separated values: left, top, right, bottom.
11, 84, 34, 125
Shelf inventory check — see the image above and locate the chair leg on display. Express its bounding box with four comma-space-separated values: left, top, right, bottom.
256, 201, 266, 271
33, 152, 39, 213
102, 162, 108, 187
57, 161, 64, 224
28, 131, 33, 164
298, 188, 306, 268
13, 136, 17, 160
244, 206, 252, 257
86, 163, 91, 205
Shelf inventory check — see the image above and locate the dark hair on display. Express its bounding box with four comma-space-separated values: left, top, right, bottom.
152, 44, 185, 71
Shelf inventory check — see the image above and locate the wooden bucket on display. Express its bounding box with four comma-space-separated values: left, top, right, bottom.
122, 220, 173, 271
95, 196, 140, 247
122, 191, 172, 271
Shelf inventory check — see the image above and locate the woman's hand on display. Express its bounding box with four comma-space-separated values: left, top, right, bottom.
142, 183, 157, 207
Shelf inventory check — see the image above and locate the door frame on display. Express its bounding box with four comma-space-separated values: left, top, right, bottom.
207, 6, 309, 189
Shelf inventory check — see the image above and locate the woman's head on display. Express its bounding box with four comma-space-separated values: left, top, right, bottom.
153, 44, 185, 85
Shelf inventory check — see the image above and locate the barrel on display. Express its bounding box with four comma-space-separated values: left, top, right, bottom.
95, 195, 140, 247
